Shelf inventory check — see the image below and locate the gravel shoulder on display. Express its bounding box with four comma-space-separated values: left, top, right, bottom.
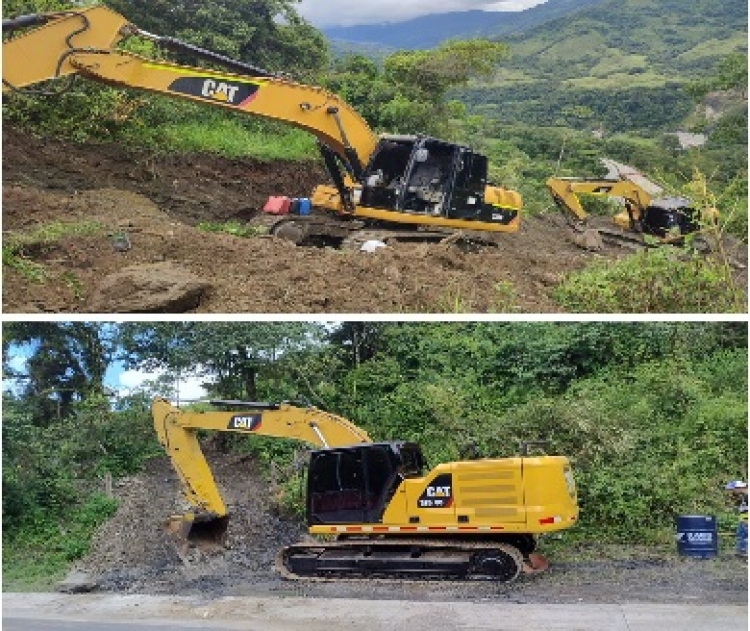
2, 593, 748, 631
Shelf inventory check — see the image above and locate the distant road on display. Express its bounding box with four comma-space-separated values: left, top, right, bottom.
3, 593, 748, 631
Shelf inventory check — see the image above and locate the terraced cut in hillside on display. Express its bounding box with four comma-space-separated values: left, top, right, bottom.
1, 126, 741, 314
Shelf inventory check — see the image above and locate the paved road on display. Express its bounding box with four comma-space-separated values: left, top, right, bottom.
3, 593, 747, 631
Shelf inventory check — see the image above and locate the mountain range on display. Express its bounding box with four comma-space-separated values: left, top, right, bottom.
322, 0, 606, 50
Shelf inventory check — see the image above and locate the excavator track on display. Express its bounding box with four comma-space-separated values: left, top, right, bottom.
275, 537, 546, 583
571, 221, 725, 253
267, 213, 500, 250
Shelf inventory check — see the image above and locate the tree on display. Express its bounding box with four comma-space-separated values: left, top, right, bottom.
686, 53, 748, 100
104, 0, 329, 77
381, 40, 508, 135
327, 322, 386, 368
118, 322, 325, 401
3, 322, 114, 424
384, 40, 508, 103
325, 55, 396, 127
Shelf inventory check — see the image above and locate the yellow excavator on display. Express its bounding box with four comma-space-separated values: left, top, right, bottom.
546, 167, 718, 247
152, 397, 578, 583
3, 6, 522, 246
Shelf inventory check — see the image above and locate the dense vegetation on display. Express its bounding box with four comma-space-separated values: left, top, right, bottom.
3, 322, 747, 587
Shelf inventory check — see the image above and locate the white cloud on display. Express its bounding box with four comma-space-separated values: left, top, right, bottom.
117, 368, 208, 402
298, 0, 547, 27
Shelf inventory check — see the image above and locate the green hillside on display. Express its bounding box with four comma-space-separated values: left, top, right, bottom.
463, 0, 747, 133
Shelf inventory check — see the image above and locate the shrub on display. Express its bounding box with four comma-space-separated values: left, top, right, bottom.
553, 246, 743, 313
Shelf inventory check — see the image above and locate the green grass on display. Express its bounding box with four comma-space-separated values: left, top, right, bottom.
3, 221, 104, 282
196, 221, 267, 238
588, 51, 649, 78
553, 246, 744, 313
3, 493, 118, 592
677, 34, 749, 63
159, 118, 318, 161
2, 542, 71, 591
565, 70, 668, 89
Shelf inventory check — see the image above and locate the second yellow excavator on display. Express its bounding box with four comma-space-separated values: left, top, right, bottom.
3, 6, 522, 247
152, 398, 578, 583
546, 163, 718, 247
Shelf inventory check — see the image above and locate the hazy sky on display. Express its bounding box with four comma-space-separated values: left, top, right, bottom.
297, 0, 548, 28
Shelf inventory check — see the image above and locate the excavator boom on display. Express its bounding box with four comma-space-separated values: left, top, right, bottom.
152, 398, 371, 546
2, 6, 377, 172
545, 176, 652, 225
546, 174, 711, 243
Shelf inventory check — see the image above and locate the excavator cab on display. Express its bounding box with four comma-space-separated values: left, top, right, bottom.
307, 442, 424, 525
639, 197, 699, 238
358, 136, 502, 223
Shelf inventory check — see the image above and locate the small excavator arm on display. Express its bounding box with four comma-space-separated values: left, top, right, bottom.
2, 6, 378, 175
545, 176, 652, 226
151, 398, 371, 546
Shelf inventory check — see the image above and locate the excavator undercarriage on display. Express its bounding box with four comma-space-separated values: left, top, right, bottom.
277, 538, 543, 583
264, 214, 503, 250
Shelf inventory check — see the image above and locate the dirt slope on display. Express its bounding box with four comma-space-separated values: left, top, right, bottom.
74, 451, 748, 605
2, 126, 635, 314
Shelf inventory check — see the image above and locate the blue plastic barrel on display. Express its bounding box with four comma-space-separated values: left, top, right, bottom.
675, 515, 718, 558
297, 198, 312, 216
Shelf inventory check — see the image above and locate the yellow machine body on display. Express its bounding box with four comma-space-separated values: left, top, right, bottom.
309, 456, 577, 536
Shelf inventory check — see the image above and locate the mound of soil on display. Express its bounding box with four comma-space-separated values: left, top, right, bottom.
2, 126, 638, 314
75, 451, 748, 605
79, 451, 307, 594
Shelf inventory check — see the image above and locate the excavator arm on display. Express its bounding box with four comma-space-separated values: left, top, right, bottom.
2, 6, 377, 176
151, 398, 371, 545
545, 176, 652, 226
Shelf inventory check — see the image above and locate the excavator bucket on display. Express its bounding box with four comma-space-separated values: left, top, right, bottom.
164, 512, 229, 551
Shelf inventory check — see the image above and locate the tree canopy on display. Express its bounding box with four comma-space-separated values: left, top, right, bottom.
104, 0, 329, 76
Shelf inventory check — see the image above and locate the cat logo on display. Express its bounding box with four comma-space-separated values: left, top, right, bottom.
201, 79, 240, 104
228, 414, 262, 431
426, 485, 451, 497
418, 473, 453, 509
165, 75, 261, 108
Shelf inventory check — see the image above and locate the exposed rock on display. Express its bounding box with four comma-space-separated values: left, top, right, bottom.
57, 570, 98, 594
87, 262, 212, 313
569, 228, 604, 252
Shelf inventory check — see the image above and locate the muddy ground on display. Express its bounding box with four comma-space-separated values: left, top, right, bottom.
0, 126, 666, 314
71, 451, 748, 606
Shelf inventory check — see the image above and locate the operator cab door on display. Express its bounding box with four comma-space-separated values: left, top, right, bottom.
447, 151, 488, 219
308, 449, 367, 524
307, 445, 404, 525
400, 138, 460, 216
